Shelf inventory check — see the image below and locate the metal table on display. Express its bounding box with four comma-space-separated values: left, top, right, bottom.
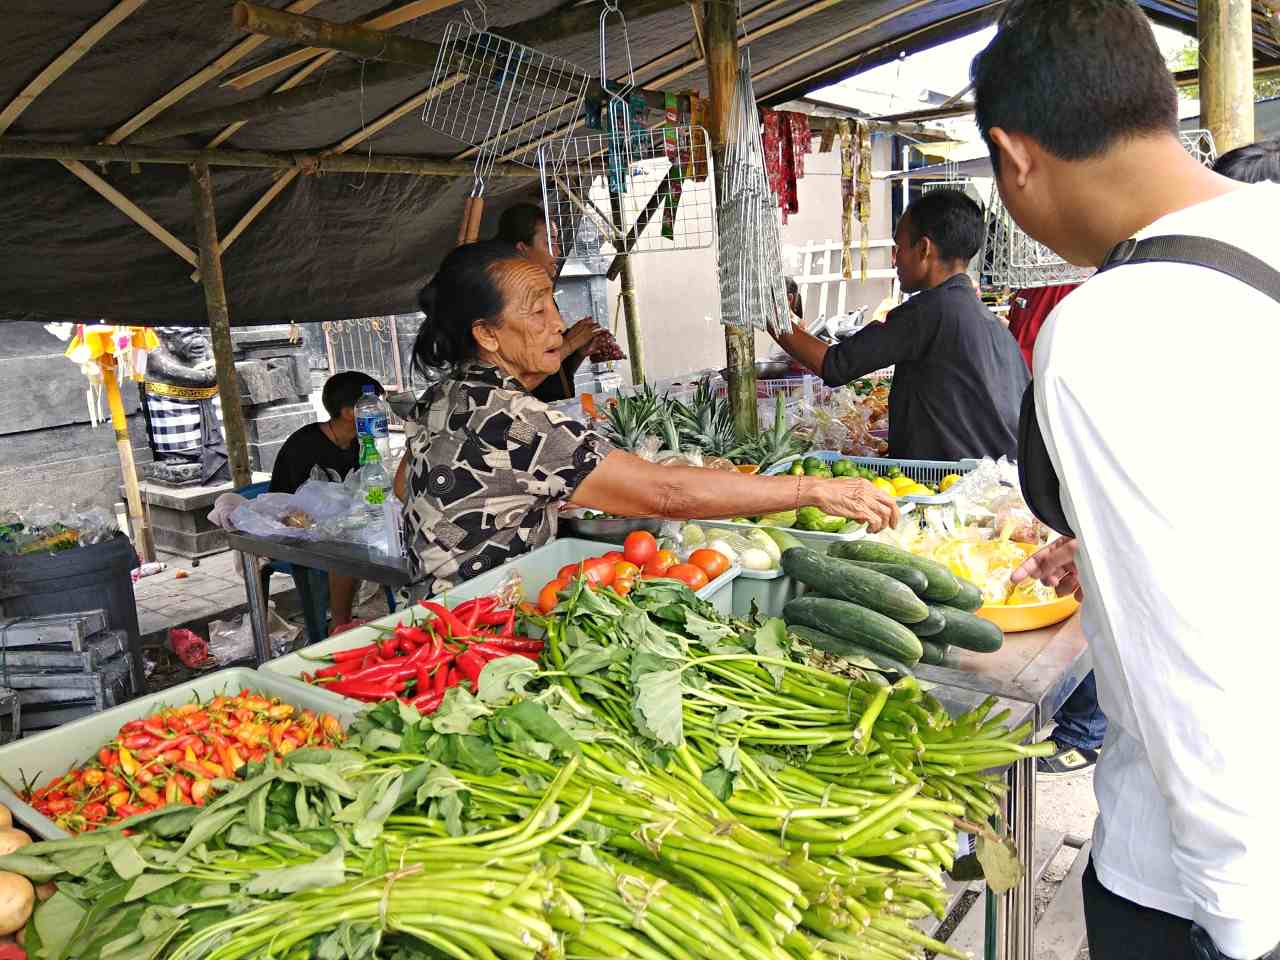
923, 614, 1092, 960
225, 531, 411, 664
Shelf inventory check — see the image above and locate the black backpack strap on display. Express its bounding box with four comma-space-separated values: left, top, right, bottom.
1100, 235, 1280, 306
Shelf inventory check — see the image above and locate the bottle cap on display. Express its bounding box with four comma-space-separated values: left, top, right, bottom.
362, 385, 376, 394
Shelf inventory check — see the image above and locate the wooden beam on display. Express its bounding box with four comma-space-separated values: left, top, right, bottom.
191, 161, 253, 490
759, 1, 1003, 104
59, 159, 197, 266
224, 0, 464, 91
872, 103, 975, 124
0, 138, 536, 177
208, 51, 341, 148
1200, 0, 1258, 154
108, 0, 326, 144
704, 0, 757, 437
132, 61, 422, 143
1173, 59, 1280, 85
0, 0, 147, 137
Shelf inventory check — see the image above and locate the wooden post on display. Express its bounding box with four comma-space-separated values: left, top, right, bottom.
1198, 0, 1256, 154
190, 161, 252, 489
98, 353, 155, 563
609, 193, 646, 384
704, 0, 758, 437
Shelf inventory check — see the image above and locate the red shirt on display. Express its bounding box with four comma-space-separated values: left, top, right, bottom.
1006, 284, 1080, 371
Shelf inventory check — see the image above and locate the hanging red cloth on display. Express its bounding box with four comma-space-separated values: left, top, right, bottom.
1006, 283, 1081, 371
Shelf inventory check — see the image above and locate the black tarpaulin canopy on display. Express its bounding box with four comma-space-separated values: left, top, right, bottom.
1, 0, 1277, 327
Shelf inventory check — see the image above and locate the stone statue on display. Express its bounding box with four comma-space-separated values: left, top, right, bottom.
140, 327, 230, 485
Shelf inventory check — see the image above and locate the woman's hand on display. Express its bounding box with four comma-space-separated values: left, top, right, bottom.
1011, 537, 1083, 600
561, 318, 601, 358
810, 478, 900, 533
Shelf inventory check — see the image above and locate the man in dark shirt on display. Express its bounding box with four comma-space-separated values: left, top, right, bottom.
772, 189, 1028, 461
270, 371, 384, 640
495, 203, 602, 403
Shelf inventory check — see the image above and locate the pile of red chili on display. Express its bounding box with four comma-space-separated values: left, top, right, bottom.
23, 691, 344, 834
301, 595, 542, 713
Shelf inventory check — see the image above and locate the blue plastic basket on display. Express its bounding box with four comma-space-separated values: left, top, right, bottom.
765, 452, 978, 505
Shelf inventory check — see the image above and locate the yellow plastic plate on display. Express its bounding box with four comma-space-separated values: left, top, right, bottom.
976, 594, 1079, 633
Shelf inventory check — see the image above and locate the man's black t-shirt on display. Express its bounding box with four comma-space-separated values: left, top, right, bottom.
268, 423, 359, 494
821, 274, 1029, 461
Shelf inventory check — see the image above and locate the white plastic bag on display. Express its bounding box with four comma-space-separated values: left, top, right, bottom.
208, 602, 300, 663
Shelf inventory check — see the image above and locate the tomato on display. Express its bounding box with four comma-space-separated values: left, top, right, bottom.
614, 560, 640, 581
601, 551, 625, 564
557, 562, 582, 582
623, 530, 659, 567
688, 548, 730, 580
538, 578, 568, 614
611, 577, 635, 597
642, 549, 677, 577
667, 563, 710, 590
579, 557, 615, 588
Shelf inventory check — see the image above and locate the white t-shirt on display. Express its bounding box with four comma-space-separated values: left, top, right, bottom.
1035, 180, 1280, 960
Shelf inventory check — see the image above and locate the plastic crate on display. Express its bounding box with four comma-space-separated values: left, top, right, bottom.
766, 452, 978, 506
261, 539, 740, 697
731, 568, 800, 618
0, 668, 362, 840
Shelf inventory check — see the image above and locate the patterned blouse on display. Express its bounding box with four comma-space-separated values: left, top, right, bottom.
402, 363, 612, 595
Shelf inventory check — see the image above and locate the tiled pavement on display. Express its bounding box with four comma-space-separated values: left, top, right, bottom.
132, 550, 297, 644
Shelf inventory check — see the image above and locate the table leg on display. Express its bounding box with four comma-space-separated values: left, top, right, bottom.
1007, 753, 1037, 959
240, 551, 272, 665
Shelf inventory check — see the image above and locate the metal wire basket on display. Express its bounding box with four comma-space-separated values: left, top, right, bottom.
538, 124, 717, 261
422, 10, 590, 170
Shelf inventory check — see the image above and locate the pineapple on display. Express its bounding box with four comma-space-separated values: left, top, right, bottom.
602, 385, 661, 452
672, 377, 740, 458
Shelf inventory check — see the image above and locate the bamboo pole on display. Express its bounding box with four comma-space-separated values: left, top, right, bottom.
190, 162, 252, 489
704, 0, 757, 438
97, 353, 155, 563
1199, 0, 1257, 154
0, 0, 147, 136
60, 159, 199, 266
0, 139, 536, 177
608, 192, 646, 386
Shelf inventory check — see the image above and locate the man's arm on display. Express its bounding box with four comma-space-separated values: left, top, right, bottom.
771, 327, 829, 377
775, 306, 927, 387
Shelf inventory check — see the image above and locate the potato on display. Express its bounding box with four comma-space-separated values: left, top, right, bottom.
0, 806, 11, 830
0, 872, 33, 936
0, 832, 29, 858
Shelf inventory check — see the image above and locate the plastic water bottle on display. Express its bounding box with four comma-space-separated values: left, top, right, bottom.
357, 436, 401, 557
354, 384, 390, 462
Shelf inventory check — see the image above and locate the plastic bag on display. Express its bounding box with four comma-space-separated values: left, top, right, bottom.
208, 602, 300, 664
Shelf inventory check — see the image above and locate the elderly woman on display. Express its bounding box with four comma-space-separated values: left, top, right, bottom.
400, 240, 897, 595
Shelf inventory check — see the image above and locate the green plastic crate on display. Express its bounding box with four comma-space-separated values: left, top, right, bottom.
731, 568, 800, 618
261, 538, 740, 698
0, 667, 362, 840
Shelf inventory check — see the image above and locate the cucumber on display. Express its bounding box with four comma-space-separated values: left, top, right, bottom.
908, 605, 947, 638
918, 640, 955, 667
761, 527, 805, 556
788, 624, 915, 676
933, 607, 1004, 653
827, 540, 962, 602
844, 560, 929, 596
943, 577, 984, 613
782, 596, 923, 663
781, 548, 929, 624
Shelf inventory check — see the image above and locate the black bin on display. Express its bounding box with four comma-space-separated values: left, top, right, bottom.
0, 534, 143, 693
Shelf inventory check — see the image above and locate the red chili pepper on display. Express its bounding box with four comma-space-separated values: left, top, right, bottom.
499, 609, 517, 638
432, 660, 448, 695
338, 661, 418, 684
98, 748, 117, 768
118, 720, 145, 735
472, 636, 544, 654
186, 712, 210, 733
326, 677, 409, 701
455, 650, 486, 690
445, 665, 462, 688
415, 664, 433, 694
419, 601, 471, 639
394, 625, 433, 647
315, 663, 346, 679
82, 802, 108, 822
410, 691, 444, 715
333, 643, 378, 662
378, 638, 399, 659
471, 642, 540, 663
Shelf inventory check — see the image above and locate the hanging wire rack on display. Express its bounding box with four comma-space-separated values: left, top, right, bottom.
980, 129, 1221, 290
537, 1, 717, 264
716, 48, 791, 335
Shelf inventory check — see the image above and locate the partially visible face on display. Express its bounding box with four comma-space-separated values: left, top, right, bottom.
990, 132, 1091, 266
519, 220, 557, 279
473, 259, 564, 381
891, 216, 930, 293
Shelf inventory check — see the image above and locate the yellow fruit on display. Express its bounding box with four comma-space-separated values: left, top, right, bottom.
891, 475, 915, 492
908, 483, 934, 497
939, 473, 962, 492
873, 478, 896, 496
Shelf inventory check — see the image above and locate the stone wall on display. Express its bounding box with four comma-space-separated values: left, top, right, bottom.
0, 322, 153, 515
232, 326, 316, 472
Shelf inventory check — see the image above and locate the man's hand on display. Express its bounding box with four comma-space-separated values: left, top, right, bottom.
1012, 537, 1083, 600
561, 318, 601, 358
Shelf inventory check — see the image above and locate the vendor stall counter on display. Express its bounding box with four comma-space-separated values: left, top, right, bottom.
225, 531, 410, 663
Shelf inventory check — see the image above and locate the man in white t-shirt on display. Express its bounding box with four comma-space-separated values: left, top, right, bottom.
972, 3, 1280, 960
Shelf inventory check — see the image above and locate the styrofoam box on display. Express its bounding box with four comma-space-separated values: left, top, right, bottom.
0, 667, 363, 840
261, 538, 741, 699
